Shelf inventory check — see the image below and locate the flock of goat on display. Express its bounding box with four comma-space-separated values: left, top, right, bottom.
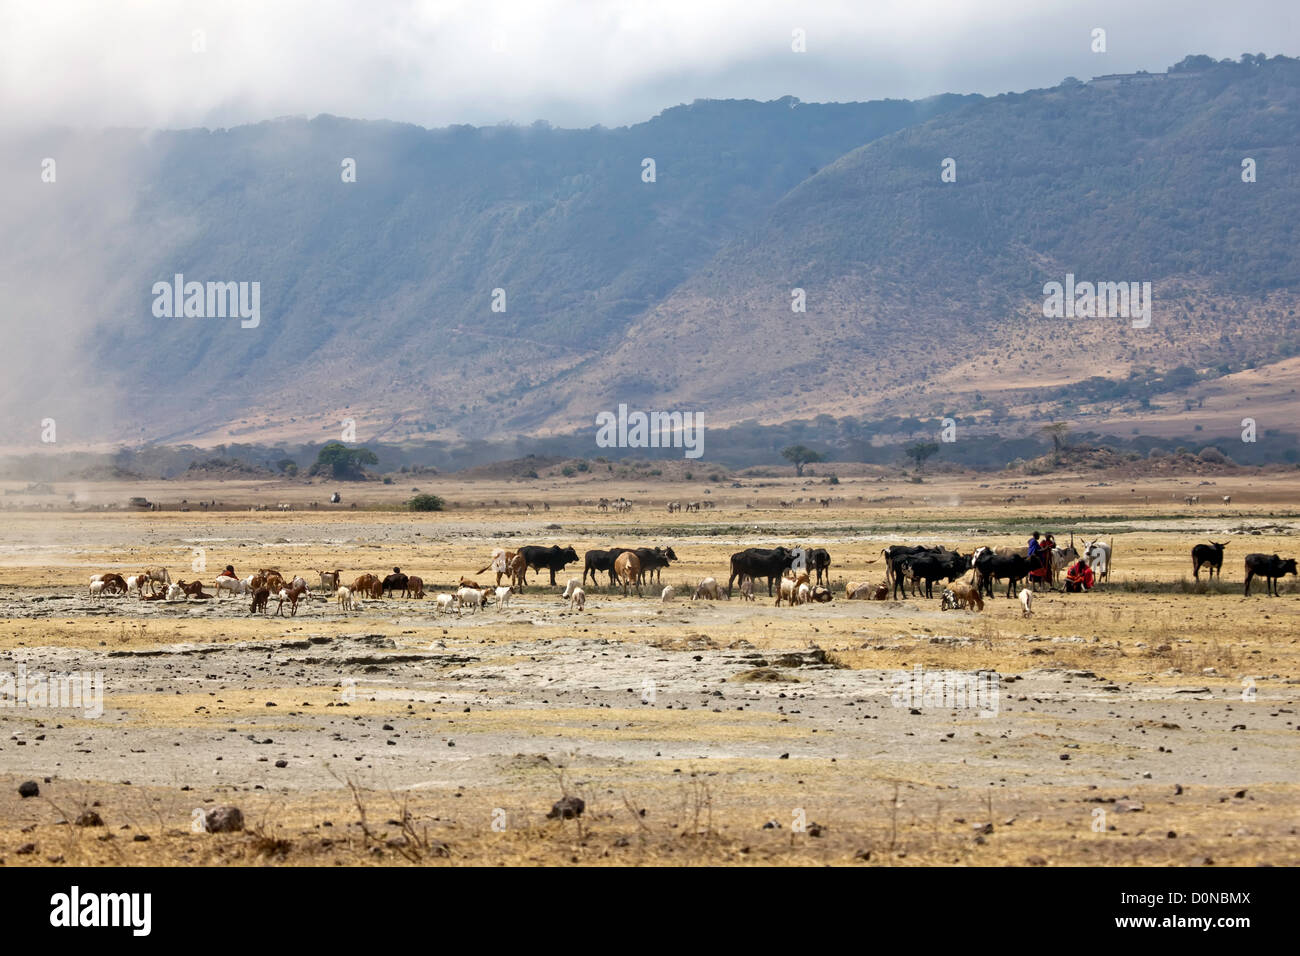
81, 531, 1297, 620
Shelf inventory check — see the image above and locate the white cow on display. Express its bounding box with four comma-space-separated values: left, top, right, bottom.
1081, 539, 1113, 583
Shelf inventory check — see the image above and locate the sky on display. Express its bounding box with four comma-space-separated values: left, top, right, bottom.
2, 0, 1298, 131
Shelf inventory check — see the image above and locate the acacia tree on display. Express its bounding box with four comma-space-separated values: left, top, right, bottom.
904, 442, 940, 472
781, 445, 824, 477
310, 442, 378, 480
1041, 422, 1071, 457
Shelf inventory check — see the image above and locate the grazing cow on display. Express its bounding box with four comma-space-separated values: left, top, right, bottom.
692, 577, 724, 600
634, 546, 679, 585
1192, 542, 1228, 581
727, 547, 795, 597
435, 593, 456, 614
971, 547, 1036, 599
406, 576, 425, 598
569, 587, 586, 611
583, 549, 632, 588
319, 570, 343, 592
351, 573, 382, 599
214, 574, 246, 598
250, 587, 270, 615
494, 586, 512, 608
613, 551, 642, 597
277, 584, 309, 617
1244, 553, 1297, 597
808, 548, 831, 586
1081, 540, 1113, 583
895, 550, 967, 600
518, 545, 581, 587
336, 586, 353, 611
382, 567, 409, 597
457, 586, 487, 611
1019, 588, 1033, 617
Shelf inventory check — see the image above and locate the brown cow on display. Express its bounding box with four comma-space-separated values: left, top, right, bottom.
405, 576, 425, 598
477, 549, 518, 587
352, 573, 382, 599
613, 551, 642, 597
250, 587, 270, 614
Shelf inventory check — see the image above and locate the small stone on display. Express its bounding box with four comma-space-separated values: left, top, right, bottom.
75, 810, 104, 827
18, 781, 39, 798
546, 796, 584, 820
203, 805, 244, 833
274, 759, 288, 768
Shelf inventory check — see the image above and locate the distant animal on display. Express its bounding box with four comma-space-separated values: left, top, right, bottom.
971, 547, 1036, 599
494, 586, 512, 608
319, 570, 342, 592
692, 577, 724, 600
1244, 553, 1297, 597
214, 574, 246, 598
457, 586, 487, 611
569, 586, 586, 611
634, 546, 679, 585
808, 548, 831, 586
477, 549, 518, 587
177, 580, 211, 599
583, 548, 632, 588
728, 547, 795, 597
1019, 588, 1033, 617
250, 587, 270, 614
880, 545, 945, 586
810, 585, 832, 603
518, 545, 581, 586
949, 581, 984, 611
613, 551, 642, 597
776, 575, 797, 607
276, 584, 309, 617
1223, 495, 1232, 504
940, 588, 961, 611
144, 567, 171, 593
895, 550, 967, 600
1192, 542, 1228, 580
351, 573, 382, 599
165, 583, 184, 601
382, 568, 409, 597
661, 586, 674, 602
435, 593, 456, 614
406, 576, 425, 598
1081, 539, 1113, 583
739, 575, 755, 601
88, 580, 106, 600
336, 586, 353, 611
845, 581, 873, 600
796, 582, 811, 605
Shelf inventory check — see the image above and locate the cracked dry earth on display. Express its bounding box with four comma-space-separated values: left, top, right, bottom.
0, 497, 1298, 865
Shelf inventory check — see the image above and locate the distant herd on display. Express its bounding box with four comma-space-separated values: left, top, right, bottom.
80, 535, 1297, 617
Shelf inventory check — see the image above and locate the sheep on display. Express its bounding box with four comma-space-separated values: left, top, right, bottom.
1019, 587, 1033, 617
845, 580, 873, 600
569, 586, 586, 611
692, 577, 723, 600
495, 586, 512, 608
335, 586, 353, 611
661, 586, 675, 602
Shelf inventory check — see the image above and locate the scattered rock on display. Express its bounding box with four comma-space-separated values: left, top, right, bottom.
203, 805, 245, 833
18, 781, 39, 798
75, 810, 104, 827
546, 796, 584, 820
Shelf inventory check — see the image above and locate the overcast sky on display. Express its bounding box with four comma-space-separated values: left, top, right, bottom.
2, 0, 1298, 130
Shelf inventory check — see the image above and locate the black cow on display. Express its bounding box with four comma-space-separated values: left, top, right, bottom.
1191, 542, 1227, 581
972, 547, 1036, 599
881, 545, 945, 585
635, 546, 678, 585
809, 548, 831, 586
583, 548, 634, 588
1244, 553, 1297, 596
895, 550, 967, 600
382, 567, 409, 597
518, 545, 581, 586
728, 547, 794, 597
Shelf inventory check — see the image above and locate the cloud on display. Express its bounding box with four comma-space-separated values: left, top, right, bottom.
1, 0, 1296, 131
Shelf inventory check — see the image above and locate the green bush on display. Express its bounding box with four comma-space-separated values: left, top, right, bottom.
408, 493, 445, 512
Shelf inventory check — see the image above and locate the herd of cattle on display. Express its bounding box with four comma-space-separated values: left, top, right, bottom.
80, 536, 1298, 617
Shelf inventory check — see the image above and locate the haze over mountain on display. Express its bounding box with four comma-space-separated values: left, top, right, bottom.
2, 53, 1298, 456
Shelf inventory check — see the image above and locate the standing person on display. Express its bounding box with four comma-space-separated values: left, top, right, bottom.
1041, 532, 1057, 586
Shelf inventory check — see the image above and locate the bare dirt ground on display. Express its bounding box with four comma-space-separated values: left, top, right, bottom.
1, 471, 1298, 866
